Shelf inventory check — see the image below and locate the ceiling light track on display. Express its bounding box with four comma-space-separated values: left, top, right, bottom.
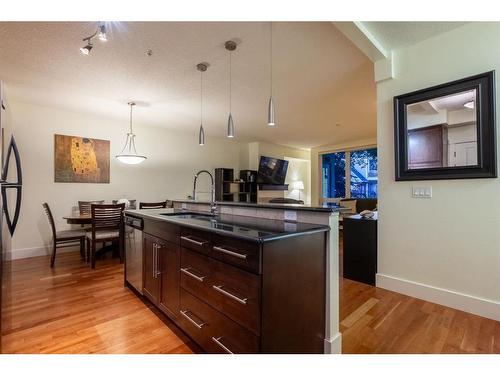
80, 23, 107, 55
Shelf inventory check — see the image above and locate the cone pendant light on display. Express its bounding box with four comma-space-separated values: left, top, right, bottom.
197, 63, 208, 145
225, 41, 237, 138
267, 22, 276, 126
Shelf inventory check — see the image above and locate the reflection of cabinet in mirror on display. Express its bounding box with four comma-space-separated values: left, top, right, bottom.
408, 125, 443, 169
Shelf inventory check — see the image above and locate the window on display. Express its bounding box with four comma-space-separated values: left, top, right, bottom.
322, 148, 377, 199
322, 151, 345, 198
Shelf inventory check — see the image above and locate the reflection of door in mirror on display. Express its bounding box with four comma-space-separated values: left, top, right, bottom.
406, 88, 478, 170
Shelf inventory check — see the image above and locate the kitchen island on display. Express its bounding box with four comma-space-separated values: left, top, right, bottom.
124, 202, 342, 354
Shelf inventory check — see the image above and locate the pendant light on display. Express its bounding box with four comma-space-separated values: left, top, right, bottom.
225, 41, 237, 138
197, 63, 208, 145
267, 22, 276, 126
116, 102, 147, 164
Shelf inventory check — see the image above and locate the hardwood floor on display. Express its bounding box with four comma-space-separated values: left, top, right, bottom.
1, 252, 197, 354
340, 278, 500, 353
1, 250, 499, 354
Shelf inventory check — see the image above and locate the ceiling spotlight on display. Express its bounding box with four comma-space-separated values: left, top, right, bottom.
98, 25, 107, 42
79, 23, 108, 55
80, 41, 93, 55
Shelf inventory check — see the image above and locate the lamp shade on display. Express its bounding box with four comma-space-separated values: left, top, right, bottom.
292, 180, 304, 190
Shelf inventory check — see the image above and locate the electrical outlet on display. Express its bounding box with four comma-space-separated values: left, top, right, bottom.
412, 186, 432, 198
284, 210, 298, 222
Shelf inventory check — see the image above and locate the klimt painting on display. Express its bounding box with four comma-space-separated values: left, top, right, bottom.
54, 134, 110, 183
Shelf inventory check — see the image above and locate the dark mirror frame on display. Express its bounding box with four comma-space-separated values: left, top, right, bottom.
394, 71, 497, 181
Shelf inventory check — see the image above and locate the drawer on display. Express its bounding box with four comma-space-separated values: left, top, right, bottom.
144, 219, 179, 244
210, 259, 261, 334
180, 227, 211, 255
211, 234, 261, 274
180, 247, 212, 301
181, 247, 261, 335
179, 289, 259, 354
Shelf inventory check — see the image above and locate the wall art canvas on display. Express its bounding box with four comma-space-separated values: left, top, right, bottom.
54, 134, 110, 183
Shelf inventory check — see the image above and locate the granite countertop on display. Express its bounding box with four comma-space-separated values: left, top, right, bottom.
172, 199, 345, 213
125, 208, 330, 243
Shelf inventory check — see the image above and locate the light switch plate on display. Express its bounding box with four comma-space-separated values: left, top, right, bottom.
412, 186, 432, 198
284, 210, 298, 222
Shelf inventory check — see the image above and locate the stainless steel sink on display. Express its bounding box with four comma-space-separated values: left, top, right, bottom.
159, 211, 216, 218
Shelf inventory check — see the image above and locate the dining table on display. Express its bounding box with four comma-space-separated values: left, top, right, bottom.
63, 213, 119, 260
63, 214, 92, 225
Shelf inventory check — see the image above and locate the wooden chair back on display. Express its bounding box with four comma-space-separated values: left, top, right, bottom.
42, 203, 56, 239
78, 200, 105, 215
91, 203, 125, 232
139, 201, 167, 209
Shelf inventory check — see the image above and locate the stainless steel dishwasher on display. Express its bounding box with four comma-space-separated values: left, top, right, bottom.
125, 215, 143, 294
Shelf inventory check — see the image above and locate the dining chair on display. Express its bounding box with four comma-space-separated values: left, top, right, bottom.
78, 200, 105, 215
112, 199, 137, 209
139, 201, 168, 209
86, 203, 125, 269
42, 203, 86, 268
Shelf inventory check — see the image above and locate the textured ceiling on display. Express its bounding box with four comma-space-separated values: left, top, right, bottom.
0, 22, 376, 149
361, 22, 468, 51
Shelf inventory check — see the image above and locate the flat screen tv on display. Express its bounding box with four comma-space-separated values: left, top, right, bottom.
257, 156, 289, 185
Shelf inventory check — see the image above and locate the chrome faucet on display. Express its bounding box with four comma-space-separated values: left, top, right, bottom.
192, 170, 217, 214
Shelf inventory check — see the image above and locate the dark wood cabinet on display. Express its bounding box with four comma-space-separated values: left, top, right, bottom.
343, 213, 378, 286
135, 216, 327, 353
158, 239, 180, 319
143, 234, 160, 305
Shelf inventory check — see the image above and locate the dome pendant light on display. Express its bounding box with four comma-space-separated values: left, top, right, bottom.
267, 22, 276, 126
116, 102, 147, 164
225, 41, 237, 138
197, 63, 208, 146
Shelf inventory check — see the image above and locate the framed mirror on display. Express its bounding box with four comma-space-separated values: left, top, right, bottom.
394, 71, 497, 180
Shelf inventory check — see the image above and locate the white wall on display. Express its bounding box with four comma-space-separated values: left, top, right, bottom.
377, 23, 500, 320
244, 141, 312, 204
9, 100, 246, 259
284, 157, 311, 204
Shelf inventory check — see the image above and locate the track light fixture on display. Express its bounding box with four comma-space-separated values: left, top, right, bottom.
79, 39, 93, 55
80, 22, 108, 55
98, 25, 107, 42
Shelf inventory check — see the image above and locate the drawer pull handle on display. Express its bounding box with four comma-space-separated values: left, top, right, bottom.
180, 310, 206, 329
211, 336, 234, 354
212, 285, 248, 305
181, 267, 206, 282
213, 246, 247, 260
181, 236, 207, 247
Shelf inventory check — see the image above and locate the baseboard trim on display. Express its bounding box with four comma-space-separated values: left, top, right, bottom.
376, 273, 500, 322
6, 245, 80, 261
324, 332, 342, 354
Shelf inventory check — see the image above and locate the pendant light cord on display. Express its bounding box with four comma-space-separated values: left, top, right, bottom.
229, 50, 232, 113
129, 104, 133, 134
200, 69, 203, 125
270, 22, 273, 96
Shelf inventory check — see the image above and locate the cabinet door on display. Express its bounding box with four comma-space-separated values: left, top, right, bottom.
143, 234, 160, 305
158, 240, 180, 319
